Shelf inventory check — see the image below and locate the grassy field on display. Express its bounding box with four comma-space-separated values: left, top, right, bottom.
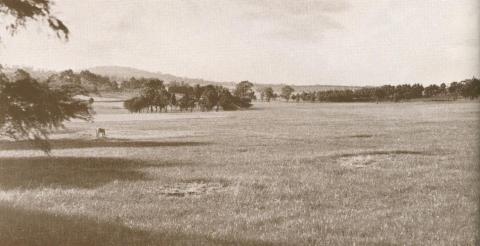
0, 100, 478, 245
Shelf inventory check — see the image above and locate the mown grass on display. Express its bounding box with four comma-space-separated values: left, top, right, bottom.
0, 101, 478, 245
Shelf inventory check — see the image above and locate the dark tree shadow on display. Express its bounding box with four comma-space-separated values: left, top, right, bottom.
0, 139, 210, 151
0, 204, 275, 246
0, 157, 190, 190
243, 106, 266, 111
334, 150, 432, 158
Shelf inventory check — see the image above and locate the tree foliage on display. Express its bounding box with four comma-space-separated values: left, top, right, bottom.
234, 81, 255, 100
459, 77, 480, 99
47, 69, 118, 94
0, 69, 93, 153
281, 86, 294, 101
199, 85, 219, 111
0, 0, 69, 40
259, 87, 274, 102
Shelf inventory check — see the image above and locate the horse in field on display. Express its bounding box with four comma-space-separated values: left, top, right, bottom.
96, 128, 106, 138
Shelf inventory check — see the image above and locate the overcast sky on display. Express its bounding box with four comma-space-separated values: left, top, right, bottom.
0, 0, 478, 85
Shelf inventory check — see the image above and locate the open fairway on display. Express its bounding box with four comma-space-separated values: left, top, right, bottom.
0, 101, 478, 245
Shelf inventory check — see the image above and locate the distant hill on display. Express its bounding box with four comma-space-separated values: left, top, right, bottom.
89, 66, 363, 92
3, 65, 363, 92
88, 66, 237, 88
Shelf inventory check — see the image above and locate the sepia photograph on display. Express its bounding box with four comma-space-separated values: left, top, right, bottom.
0, 0, 479, 245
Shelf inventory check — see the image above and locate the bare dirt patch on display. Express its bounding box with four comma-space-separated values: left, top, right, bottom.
157, 181, 227, 197
335, 150, 430, 168
337, 155, 379, 168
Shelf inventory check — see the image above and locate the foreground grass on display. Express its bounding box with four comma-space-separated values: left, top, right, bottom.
0, 101, 478, 245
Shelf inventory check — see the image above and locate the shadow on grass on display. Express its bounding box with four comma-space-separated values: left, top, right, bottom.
0, 139, 210, 151
0, 204, 274, 246
335, 150, 432, 158
0, 157, 189, 190
346, 134, 373, 138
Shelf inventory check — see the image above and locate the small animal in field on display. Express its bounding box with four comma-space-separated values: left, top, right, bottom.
96, 128, 106, 138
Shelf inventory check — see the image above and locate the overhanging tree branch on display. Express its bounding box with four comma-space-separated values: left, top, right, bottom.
0, 0, 69, 40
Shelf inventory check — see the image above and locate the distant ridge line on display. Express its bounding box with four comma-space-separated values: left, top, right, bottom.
88, 66, 362, 91
2, 64, 363, 91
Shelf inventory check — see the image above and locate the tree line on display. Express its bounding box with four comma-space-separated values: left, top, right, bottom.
14, 67, 479, 104
123, 80, 254, 113
258, 78, 480, 103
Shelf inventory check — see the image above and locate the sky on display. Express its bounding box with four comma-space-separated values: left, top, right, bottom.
0, 0, 478, 86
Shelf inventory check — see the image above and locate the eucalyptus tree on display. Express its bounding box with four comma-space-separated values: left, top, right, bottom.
234, 81, 255, 100
280, 86, 294, 102
0, 0, 69, 40
0, 70, 92, 154
200, 85, 219, 111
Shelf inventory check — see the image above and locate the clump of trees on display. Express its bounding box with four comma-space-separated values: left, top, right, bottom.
234, 81, 256, 100
281, 78, 480, 103
1, 67, 121, 95
47, 69, 118, 94
121, 77, 151, 90
258, 87, 275, 102
123, 79, 252, 113
0, 69, 93, 154
124, 79, 172, 112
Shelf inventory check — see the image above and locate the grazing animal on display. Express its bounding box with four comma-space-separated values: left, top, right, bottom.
96, 128, 106, 138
